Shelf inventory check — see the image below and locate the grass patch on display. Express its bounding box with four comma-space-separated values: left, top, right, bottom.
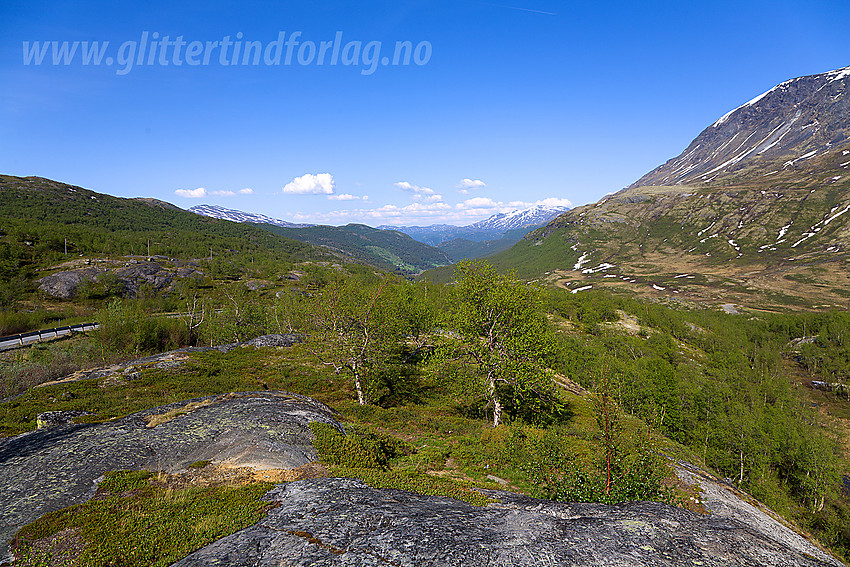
0, 344, 338, 437
333, 467, 494, 506
309, 417, 494, 506
12, 470, 274, 567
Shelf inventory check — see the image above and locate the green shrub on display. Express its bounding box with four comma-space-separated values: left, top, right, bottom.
309, 421, 410, 469
98, 469, 153, 492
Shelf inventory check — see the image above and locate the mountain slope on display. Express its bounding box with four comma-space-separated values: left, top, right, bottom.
381, 204, 570, 246
189, 204, 312, 228
632, 66, 850, 188
188, 204, 451, 274
436, 228, 535, 262
467, 204, 571, 232
259, 223, 451, 275
476, 67, 850, 309
0, 175, 326, 270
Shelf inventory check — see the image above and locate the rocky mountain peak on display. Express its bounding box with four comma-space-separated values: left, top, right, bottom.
631, 66, 850, 187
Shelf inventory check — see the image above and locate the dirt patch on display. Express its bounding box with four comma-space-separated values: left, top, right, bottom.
145, 399, 214, 428
151, 462, 330, 490
600, 309, 644, 336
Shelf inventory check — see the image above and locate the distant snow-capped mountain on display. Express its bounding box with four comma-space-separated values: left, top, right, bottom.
379, 204, 570, 244
189, 204, 312, 228
467, 204, 570, 232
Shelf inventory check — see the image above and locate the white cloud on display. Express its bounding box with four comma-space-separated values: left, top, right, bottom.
535, 197, 573, 208
394, 181, 435, 195
175, 186, 264, 199
175, 187, 208, 198
458, 197, 498, 209
287, 195, 572, 226
328, 193, 362, 201
282, 173, 336, 195
456, 178, 487, 194
411, 193, 444, 203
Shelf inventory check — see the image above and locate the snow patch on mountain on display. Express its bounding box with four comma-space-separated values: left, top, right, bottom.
189, 204, 311, 228
466, 204, 570, 232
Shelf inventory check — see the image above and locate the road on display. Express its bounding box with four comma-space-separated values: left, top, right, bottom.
0, 323, 99, 352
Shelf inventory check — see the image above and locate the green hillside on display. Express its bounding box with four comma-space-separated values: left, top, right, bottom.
0, 175, 333, 304
471, 148, 850, 310
260, 223, 451, 275
436, 227, 532, 262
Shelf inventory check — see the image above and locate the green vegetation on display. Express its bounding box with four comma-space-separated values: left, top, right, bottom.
260, 222, 451, 275
12, 470, 273, 567
333, 468, 494, 506
309, 421, 492, 505
440, 261, 560, 427
309, 422, 411, 469
2, 176, 849, 561
0, 175, 330, 317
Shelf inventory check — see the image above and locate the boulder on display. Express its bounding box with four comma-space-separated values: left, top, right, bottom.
35, 410, 93, 429
116, 261, 173, 295
243, 334, 302, 348
35, 267, 103, 299
0, 391, 341, 563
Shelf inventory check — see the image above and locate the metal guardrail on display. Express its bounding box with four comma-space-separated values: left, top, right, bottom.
0, 323, 99, 351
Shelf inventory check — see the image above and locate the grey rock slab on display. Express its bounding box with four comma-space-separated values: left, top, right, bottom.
0, 390, 341, 563
673, 460, 842, 566
36, 267, 104, 299
173, 478, 837, 567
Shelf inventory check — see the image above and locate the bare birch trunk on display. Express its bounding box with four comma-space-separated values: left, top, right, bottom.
354, 365, 365, 405
489, 370, 502, 427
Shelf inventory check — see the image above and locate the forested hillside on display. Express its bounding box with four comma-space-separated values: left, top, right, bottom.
259, 223, 451, 275
0, 175, 332, 307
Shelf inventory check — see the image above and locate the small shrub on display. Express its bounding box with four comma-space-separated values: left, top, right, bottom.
309, 422, 411, 469
98, 470, 153, 492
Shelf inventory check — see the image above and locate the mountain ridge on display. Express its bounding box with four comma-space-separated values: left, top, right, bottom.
380, 204, 570, 244
631, 65, 850, 188
189, 204, 312, 228
463, 66, 850, 309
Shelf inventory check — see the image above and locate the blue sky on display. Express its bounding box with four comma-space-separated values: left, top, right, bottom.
2, 0, 849, 226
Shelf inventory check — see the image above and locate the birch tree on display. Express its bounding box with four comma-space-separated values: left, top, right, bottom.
305, 276, 398, 405
444, 261, 556, 427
